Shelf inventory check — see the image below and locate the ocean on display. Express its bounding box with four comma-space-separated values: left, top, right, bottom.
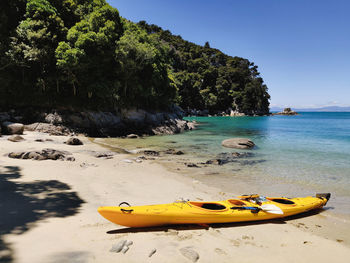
100, 112, 350, 216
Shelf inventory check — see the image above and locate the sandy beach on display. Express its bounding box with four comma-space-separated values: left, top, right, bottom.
1, 131, 350, 263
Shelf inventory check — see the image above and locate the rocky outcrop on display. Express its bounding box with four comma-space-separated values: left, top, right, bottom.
274, 108, 298, 116
8, 148, 75, 161
1, 122, 24, 135
25, 123, 72, 136
1, 106, 196, 137
221, 138, 255, 149
164, 149, 184, 155
185, 108, 268, 117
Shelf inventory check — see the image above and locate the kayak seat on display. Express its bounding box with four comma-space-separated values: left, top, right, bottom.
189, 202, 227, 210
201, 203, 226, 210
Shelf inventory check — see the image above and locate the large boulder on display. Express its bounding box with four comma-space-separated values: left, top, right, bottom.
1, 122, 24, 135
221, 138, 255, 149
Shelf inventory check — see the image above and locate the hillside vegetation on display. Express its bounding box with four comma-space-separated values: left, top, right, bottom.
0, 0, 270, 114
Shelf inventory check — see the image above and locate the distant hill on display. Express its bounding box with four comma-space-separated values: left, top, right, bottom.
270, 106, 350, 112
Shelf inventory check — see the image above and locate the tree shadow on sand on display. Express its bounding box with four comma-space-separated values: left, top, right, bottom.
0, 166, 85, 263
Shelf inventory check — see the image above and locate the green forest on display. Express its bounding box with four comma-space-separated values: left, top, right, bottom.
0, 0, 270, 114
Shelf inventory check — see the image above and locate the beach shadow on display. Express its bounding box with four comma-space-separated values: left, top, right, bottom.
106, 209, 328, 235
0, 166, 85, 263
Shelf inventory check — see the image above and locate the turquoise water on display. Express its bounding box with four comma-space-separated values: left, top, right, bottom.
101, 112, 350, 214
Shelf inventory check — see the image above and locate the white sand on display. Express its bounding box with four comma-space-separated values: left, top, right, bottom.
1, 131, 350, 263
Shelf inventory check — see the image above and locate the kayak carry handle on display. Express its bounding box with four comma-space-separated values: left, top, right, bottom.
316, 193, 331, 204
119, 202, 134, 213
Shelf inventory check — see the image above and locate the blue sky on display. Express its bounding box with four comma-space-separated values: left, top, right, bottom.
108, 0, 350, 108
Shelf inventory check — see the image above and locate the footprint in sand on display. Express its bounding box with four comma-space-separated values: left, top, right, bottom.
214, 248, 227, 255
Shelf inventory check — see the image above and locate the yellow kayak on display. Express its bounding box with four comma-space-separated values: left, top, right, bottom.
98, 193, 330, 228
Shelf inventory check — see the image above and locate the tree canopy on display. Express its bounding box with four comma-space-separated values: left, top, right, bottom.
0, 0, 270, 114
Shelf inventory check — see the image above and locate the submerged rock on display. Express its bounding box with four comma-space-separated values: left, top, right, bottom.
142, 150, 160, 156
185, 163, 199, 168
221, 138, 255, 149
205, 159, 225, 165
164, 148, 184, 155
238, 159, 266, 166
206, 152, 254, 165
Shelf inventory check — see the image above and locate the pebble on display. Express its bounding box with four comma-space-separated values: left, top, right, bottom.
166, 229, 179, 235
122, 159, 133, 163
110, 240, 127, 253
121, 246, 129, 254
125, 240, 133, 247
179, 247, 199, 262
148, 248, 157, 257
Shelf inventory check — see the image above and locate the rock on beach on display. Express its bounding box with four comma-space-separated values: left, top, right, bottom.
65, 137, 84, 145
7, 135, 25, 142
221, 138, 255, 149
1, 122, 24, 135
8, 148, 75, 161
179, 247, 200, 262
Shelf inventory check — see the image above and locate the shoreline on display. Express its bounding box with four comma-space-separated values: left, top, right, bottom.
1, 131, 350, 262
93, 136, 350, 247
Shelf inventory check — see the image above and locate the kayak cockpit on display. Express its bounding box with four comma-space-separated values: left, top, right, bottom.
227, 199, 247, 206
188, 202, 228, 211
267, 198, 295, 205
